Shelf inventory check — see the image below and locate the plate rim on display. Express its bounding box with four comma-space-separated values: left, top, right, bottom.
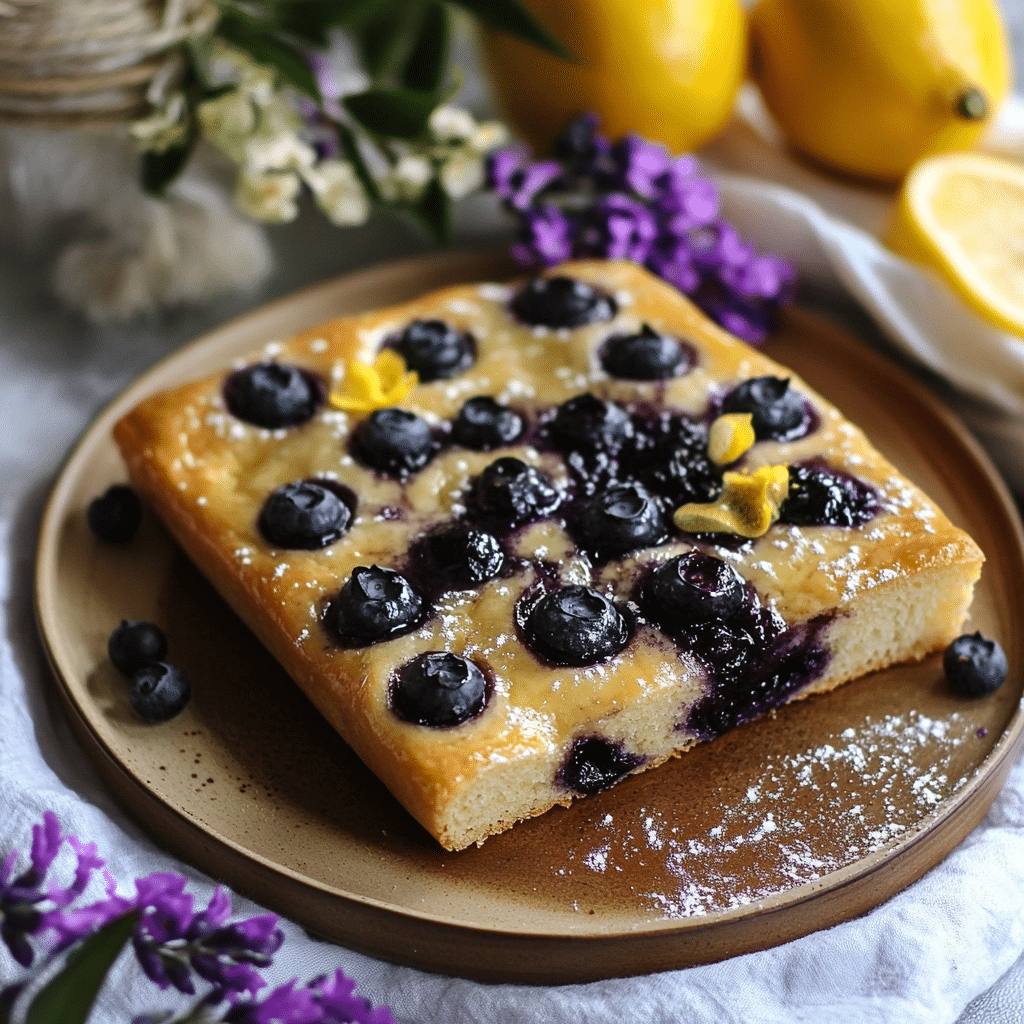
33, 253, 1024, 979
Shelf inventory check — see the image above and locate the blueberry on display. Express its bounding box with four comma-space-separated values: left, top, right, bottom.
108, 620, 167, 677
642, 551, 744, 628
352, 408, 435, 476
390, 319, 475, 381
472, 457, 561, 527
391, 652, 488, 727
334, 566, 426, 646
87, 485, 142, 543
510, 276, 617, 328
943, 632, 1008, 697
722, 376, 807, 441
129, 662, 191, 722
574, 483, 667, 559
224, 363, 321, 429
550, 394, 633, 455
780, 462, 878, 528
556, 736, 645, 795
524, 586, 629, 666
601, 324, 693, 380
414, 523, 504, 587
451, 396, 524, 450
258, 480, 352, 549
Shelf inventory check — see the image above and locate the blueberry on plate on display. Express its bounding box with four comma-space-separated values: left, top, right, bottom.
352, 407, 435, 476
472, 456, 561, 527
258, 480, 352, 549
414, 523, 504, 587
574, 483, 667, 559
510, 276, 617, 328
550, 394, 633, 455
557, 735, 646, 795
944, 632, 1008, 697
524, 586, 629, 666
722, 376, 807, 441
642, 551, 744, 628
223, 363, 321, 429
334, 565, 426, 646
129, 662, 191, 722
601, 324, 694, 380
87, 485, 142, 543
390, 319, 475, 381
108, 620, 167, 677
391, 652, 488, 727
451, 396, 524, 450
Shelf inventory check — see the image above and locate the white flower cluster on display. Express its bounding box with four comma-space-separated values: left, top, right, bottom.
377, 105, 508, 204
130, 42, 508, 228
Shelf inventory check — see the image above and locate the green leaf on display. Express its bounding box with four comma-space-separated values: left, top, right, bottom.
343, 86, 440, 139
218, 9, 322, 100
447, 0, 569, 59
406, 177, 451, 243
401, 2, 449, 92
353, 2, 414, 80
279, 0, 389, 35
332, 120, 382, 203
24, 912, 138, 1024
141, 135, 198, 196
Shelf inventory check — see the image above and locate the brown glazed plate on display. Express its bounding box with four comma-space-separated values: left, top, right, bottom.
35, 251, 1024, 984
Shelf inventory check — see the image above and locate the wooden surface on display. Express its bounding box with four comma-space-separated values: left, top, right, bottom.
34, 251, 1024, 983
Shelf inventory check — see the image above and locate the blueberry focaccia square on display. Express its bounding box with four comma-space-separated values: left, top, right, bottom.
114, 260, 983, 851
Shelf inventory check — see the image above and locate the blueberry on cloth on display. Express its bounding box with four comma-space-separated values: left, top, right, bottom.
510, 275, 618, 328
87, 485, 142, 543
557, 736, 646, 796
525, 586, 629, 667
944, 632, 1008, 697
258, 480, 352, 549
391, 652, 488, 727
550, 394, 633, 455
722, 376, 806, 441
108, 620, 167, 677
574, 483, 667, 559
451, 396, 524, 450
472, 456, 561, 526
390, 319, 475, 381
415, 523, 504, 587
129, 662, 191, 722
223, 363, 321, 429
601, 324, 693, 380
643, 551, 744, 628
334, 566, 426, 646
352, 407, 434, 476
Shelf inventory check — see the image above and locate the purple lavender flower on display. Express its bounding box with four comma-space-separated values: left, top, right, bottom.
576, 193, 658, 263
645, 234, 700, 293
553, 112, 615, 182
511, 204, 573, 266
223, 979, 321, 1024
653, 157, 719, 233
611, 134, 671, 199
313, 968, 396, 1024
486, 148, 562, 211
695, 289, 775, 344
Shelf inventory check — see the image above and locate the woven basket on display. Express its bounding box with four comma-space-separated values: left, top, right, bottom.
0, 0, 216, 125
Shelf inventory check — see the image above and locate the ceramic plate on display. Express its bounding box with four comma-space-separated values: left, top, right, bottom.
35, 251, 1024, 983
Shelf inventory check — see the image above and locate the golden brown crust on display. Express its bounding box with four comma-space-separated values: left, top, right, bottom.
113, 260, 984, 849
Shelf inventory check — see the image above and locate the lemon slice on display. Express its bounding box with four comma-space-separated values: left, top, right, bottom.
886, 152, 1024, 337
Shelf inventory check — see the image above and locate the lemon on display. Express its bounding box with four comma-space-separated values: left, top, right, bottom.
886, 153, 1024, 337
482, 0, 747, 156
749, 0, 1011, 182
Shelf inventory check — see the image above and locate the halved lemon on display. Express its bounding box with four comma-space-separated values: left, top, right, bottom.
886, 152, 1024, 337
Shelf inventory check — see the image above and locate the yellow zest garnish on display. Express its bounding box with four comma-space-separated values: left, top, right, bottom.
329, 350, 418, 414
707, 412, 755, 465
673, 464, 790, 538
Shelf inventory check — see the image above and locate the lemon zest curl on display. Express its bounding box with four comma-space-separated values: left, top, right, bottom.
329, 350, 418, 414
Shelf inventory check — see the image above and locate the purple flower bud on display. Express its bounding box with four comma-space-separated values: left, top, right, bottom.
720, 253, 796, 300
511, 204, 574, 267
653, 164, 719, 233
696, 289, 775, 345
486, 149, 561, 211
313, 968, 397, 1024
224, 979, 321, 1024
645, 234, 700, 293
576, 193, 658, 263
611, 134, 671, 199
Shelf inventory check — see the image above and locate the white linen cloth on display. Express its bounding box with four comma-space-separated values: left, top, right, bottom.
4, 38, 1024, 1024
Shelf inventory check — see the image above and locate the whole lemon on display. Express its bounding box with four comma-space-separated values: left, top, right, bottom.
749, 0, 1011, 182
482, 0, 747, 156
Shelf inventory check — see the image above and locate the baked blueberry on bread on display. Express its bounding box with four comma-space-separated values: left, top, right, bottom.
113, 260, 984, 851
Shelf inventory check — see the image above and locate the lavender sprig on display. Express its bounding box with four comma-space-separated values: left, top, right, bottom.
487, 113, 796, 345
